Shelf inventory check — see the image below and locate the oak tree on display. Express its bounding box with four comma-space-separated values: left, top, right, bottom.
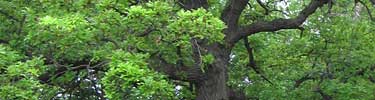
1, 0, 375, 100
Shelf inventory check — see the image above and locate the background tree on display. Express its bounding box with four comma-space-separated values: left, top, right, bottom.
0, 0, 375, 100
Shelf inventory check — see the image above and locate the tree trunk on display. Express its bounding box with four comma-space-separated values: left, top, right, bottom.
195, 44, 230, 100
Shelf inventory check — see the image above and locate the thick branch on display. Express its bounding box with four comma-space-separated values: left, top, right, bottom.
228, 0, 329, 44
221, 0, 249, 33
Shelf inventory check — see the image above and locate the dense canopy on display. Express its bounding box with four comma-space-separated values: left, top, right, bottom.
1, 0, 375, 100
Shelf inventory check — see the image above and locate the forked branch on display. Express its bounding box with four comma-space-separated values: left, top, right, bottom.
227, 0, 329, 44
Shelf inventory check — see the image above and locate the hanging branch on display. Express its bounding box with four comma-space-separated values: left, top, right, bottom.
327, 0, 334, 14
357, 0, 375, 21
297, 27, 305, 38
243, 37, 273, 85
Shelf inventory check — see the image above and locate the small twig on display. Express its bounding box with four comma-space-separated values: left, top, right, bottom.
17, 14, 27, 35
269, 9, 289, 16
129, 0, 141, 6
101, 38, 120, 49
314, 86, 332, 100
297, 27, 305, 38
256, 0, 270, 15
177, 0, 187, 9
136, 27, 155, 37
110, 6, 128, 16
247, 2, 253, 8
294, 73, 314, 88
193, 39, 203, 67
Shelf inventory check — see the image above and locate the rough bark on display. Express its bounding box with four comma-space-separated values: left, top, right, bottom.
220, 0, 249, 33
195, 43, 231, 100
189, 1, 251, 98
174, 0, 330, 99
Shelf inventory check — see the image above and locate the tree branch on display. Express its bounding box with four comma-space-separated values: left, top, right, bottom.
220, 0, 249, 33
357, 0, 374, 21
314, 85, 332, 100
243, 37, 273, 85
256, 0, 270, 15
228, 0, 329, 44
294, 73, 314, 88
38, 61, 107, 84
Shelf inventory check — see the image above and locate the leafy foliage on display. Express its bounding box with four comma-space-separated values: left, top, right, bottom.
102, 51, 177, 99
0, 0, 374, 99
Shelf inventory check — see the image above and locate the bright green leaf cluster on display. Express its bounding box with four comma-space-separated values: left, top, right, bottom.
0, 45, 53, 100
168, 8, 226, 44
102, 51, 177, 100
26, 14, 94, 61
